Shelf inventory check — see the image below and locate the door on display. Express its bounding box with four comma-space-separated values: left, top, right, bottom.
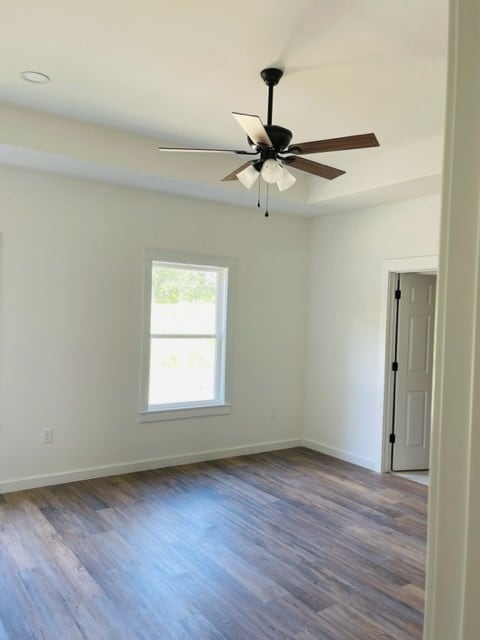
391, 273, 436, 471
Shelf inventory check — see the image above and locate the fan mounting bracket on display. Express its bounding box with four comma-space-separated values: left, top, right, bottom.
260, 68, 283, 86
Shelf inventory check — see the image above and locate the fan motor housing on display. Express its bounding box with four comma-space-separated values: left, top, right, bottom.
248, 125, 292, 152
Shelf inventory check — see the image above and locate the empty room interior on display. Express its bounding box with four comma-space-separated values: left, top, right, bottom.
1, 1, 480, 639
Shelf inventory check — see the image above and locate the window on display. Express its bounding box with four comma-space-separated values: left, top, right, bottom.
139, 251, 232, 421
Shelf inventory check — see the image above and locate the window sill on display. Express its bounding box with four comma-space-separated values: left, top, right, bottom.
138, 404, 231, 423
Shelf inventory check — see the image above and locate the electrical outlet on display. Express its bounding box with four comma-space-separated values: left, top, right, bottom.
41, 428, 54, 445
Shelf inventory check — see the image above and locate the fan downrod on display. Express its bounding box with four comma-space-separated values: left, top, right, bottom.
261, 68, 284, 127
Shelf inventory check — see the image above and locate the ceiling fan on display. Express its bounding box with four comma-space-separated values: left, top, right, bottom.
158, 67, 379, 193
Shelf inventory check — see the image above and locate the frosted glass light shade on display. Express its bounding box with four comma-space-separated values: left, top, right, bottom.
261, 158, 284, 184
237, 164, 260, 189
277, 167, 297, 191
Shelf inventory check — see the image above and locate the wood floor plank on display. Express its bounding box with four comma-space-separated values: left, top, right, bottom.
0, 448, 427, 639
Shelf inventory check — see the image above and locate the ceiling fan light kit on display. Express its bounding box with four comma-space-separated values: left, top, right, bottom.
158, 67, 379, 212
236, 160, 296, 192
261, 158, 284, 184
237, 163, 260, 189
277, 166, 297, 192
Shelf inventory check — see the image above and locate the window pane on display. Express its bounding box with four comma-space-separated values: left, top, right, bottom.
151, 265, 218, 335
148, 338, 216, 406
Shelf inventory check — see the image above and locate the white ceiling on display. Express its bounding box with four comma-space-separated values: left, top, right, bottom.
0, 0, 449, 216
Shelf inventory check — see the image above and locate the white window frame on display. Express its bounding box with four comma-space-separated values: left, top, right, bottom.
139, 250, 232, 422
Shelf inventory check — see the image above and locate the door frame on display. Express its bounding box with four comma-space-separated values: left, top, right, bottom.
379, 255, 438, 473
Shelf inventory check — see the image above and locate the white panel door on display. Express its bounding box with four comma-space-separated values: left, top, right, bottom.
392, 273, 436, 471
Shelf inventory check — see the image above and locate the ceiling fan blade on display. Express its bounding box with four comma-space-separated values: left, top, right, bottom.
287, 133, 379, 155
158, 146, 256, 155
221, 160, 255, 181
282, 155, 345, 180
232, 112, 273, 147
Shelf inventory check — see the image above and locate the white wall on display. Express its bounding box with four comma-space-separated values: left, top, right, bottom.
0, 166, 309, 491
303, 194, 441, 471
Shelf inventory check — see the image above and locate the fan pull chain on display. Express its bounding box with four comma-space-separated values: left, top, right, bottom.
257, 177, 261, 208
265, 184, 269, 217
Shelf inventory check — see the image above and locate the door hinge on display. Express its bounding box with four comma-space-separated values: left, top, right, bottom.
392, 361, 398, 371
389, 433, 396, 444
395, 289, 401, 300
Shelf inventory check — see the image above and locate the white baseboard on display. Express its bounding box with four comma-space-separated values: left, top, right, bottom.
0, 438, 302, 494
0, 437, 380, 494
301, 439, 377, 471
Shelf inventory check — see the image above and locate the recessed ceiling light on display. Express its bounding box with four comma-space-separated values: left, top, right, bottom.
21, 71, 51, 84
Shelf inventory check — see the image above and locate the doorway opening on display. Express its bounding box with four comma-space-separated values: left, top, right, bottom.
382, 269, 437, 483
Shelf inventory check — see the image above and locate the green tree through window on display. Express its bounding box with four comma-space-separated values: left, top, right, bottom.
152, 265, 216, 304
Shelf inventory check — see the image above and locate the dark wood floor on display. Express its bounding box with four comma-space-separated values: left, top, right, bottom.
0, 448, 427, 640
